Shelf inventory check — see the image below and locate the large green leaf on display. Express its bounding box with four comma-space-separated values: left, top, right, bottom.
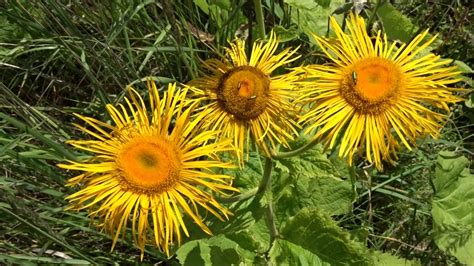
227, 216, 270, 255
205, 152, 266, 234
176, 235, 254, 265
269, 239, 329, 265
232, 151, 264, 189
285, 0, 345, 42
275, 142, 355, 219
281, 208, 372, 265
377, 2, 417, 43
432, 151, 474, 265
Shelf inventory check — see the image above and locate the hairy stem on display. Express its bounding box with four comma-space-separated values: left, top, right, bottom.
253, 0, 266, 39
262, 157, 278, 246
272, 137, 319, 159
265, 195, 279, 245
367, 0, 382, 29
258, 156, 273, 193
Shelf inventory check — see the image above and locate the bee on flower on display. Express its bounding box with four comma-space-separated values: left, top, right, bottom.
294, 13, 464, 170
189, 32, 302, 164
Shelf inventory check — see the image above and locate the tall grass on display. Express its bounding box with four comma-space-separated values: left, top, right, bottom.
0, 0, 472, 264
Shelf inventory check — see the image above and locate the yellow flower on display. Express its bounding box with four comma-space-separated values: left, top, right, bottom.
189, 32, 301, 164
58, 82, 238, 258
296, 13, 463, 170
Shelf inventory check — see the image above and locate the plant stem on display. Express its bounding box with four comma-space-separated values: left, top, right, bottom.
265, 196, 279, 244
258, 156, 273, 193
272, 137, 319, 159
367, 0, 382, 29
261, 157, 279, 244
253, 0, 266, 39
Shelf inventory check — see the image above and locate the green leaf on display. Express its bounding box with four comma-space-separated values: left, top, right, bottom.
205, 152, 266, 233
275, 142, 355, 218
194, 0, 210, 14
284, 0, 319, 9
453, 60, 473, 93
317, 0, 333, 8
175, 241, 209, 265
466, 93, 474, 109
227, 216, 270, 254
272, 25, 299, 42
193, 0, 230, 27
377, 3, 417, 43
210, 0, 231, 10
432, 151, 474, 265
371, 251, 420, 266
281, 208, 372, 265
237, 152, 264, 188
176, 235, 253, 265
285, 0, 345, 42
454, 60, 474, 74
269, 239, 329, 265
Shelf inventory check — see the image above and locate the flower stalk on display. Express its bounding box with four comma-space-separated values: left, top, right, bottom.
272, 137, 320, 159
253, 0, 266, 39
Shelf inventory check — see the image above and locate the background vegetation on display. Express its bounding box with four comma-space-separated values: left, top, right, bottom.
0, 0, 472, 265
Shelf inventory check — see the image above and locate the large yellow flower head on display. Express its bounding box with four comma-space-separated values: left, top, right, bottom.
296, 13, 463, 170
59, 82, 237, 258
189, 32, 301, 164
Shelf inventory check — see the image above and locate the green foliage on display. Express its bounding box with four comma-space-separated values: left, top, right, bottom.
377, 2, 418, 43
0, 1, 206, 263
0, 0, 197, 110
0, 0, 472, 264
395, 0, 473, 66
269, 239, 328, 265
284, 0, 345, 42
272, 25, 299, 42
372, 251, 419, 266
176, 235, 254, 265
274, 142, 355, 218
0, 254, 91, 265
226, 217, 270, 255
281, 207, 372, 265
0, 16, 29, 44
432, 151, 474, 265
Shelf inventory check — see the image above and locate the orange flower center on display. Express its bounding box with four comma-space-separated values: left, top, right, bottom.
117, 136, 181, 192
217, 66, 270, 120
340, 57, 402, 113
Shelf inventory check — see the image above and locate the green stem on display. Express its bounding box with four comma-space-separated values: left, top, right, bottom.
265, 196, 279, 244
258, 156, 273, 193
272, 137, 319, 159
261, 157, 279, 245
253, 0, 265, 39
367, 0, 382, 29
0, 112, 77, 161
